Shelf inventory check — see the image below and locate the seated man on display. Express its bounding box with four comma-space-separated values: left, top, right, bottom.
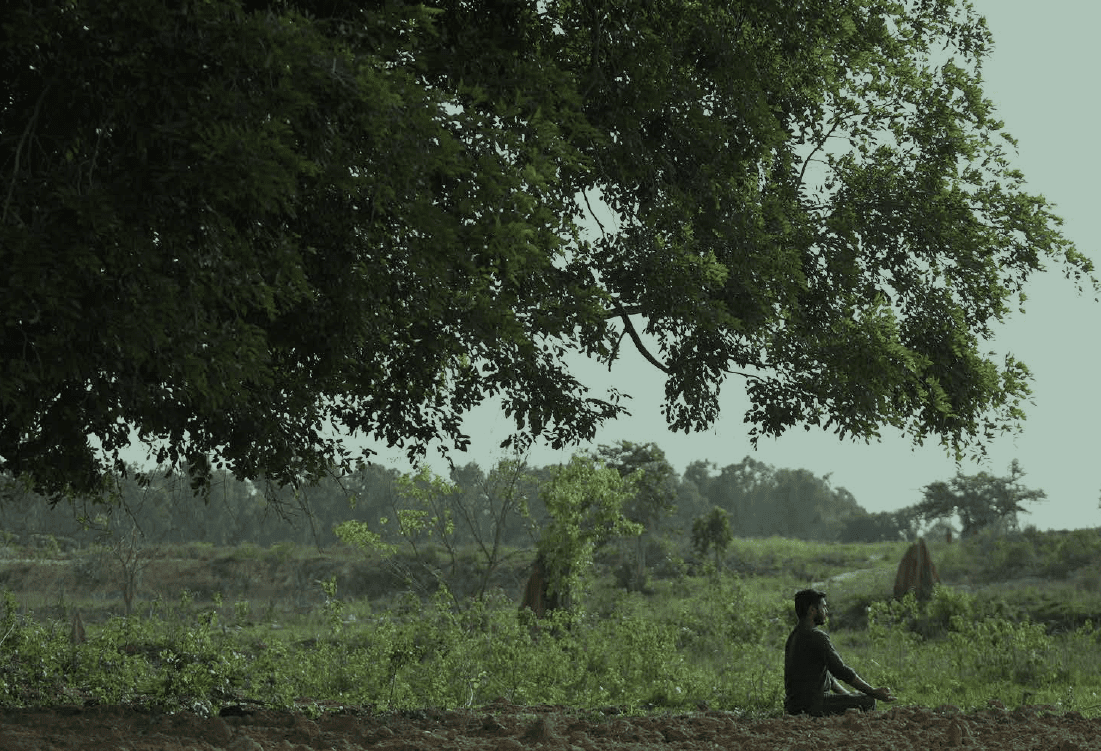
784, 588, 896, 716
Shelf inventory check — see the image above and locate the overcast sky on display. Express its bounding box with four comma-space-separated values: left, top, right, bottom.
361, 0, 1100, 532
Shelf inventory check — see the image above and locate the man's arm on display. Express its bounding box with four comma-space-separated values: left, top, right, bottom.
817, 631, 896, 702
843, 673, 896, 703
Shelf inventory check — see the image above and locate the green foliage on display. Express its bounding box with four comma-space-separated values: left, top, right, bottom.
3, 524, 1101, 716
75, 616, 160, 705
392, 468, 458, 546
333, 520, 394, 557
3, 0, 1094, 502
347, 467, 463, 568
536, 456, 642, 614
947, 617, 1056, 688
921, 585, 977, 637
935, 526, 1101, 589
228, 542, 263, 561
0, 592, 70, 705
577, 598, 690, 707
594, 442, 677, 532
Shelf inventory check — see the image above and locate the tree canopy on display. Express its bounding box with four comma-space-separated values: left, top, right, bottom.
1, 0, 1093, 498
687, 457, 863, 540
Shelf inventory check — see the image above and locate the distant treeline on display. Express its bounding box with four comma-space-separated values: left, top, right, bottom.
0, 442, 919, 557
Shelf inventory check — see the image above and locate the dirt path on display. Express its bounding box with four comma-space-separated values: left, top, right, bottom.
0, 701, 1096, 750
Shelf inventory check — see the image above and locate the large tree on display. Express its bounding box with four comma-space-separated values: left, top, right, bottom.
2, 0, 1093, 499
914, 459, 1046, 538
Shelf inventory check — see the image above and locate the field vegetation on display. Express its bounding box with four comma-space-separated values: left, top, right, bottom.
1, 528, 1099, 719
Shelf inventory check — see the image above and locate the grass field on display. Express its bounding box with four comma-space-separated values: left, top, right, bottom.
1, 528, 1099, 716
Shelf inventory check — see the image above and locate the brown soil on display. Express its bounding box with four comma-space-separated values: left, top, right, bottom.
0, 701, 1096, 750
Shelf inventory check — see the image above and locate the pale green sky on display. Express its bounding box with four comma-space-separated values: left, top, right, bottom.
367, 0, 1101, 531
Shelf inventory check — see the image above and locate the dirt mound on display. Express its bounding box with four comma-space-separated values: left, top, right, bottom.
894, 537, 940, 601
0, 701, 1096, 750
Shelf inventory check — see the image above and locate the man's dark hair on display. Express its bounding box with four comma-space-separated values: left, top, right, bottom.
794, 588, 826, 620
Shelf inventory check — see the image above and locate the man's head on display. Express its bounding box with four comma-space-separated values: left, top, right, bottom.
794, 588, 828, 623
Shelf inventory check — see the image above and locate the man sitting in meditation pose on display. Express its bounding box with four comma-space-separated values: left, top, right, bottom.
784, 588, 896, 716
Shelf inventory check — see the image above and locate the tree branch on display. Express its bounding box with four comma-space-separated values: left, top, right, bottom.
611, 297, 670, 375
579, 188, 671, 375
581, 188, 607, 238
797, 118, 841, 191
3, 83, 50, 224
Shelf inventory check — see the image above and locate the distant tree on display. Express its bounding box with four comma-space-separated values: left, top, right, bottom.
0, 473, 56, 542
838, 509, 917, 543
914, 460, 1046, 539
682, 461, 716, 492
2, 0, 1092, 503
691, 506, 733, 570
91, 469, 184, 615
447, 457, 539, 551
703, 458, 862, 540
449, 457, 537, 599
710, 457, 777, 536
669, 461, 714, 540
925, 518, 958, 545
389, 467, 463, 581
770, 468, 862, 540
331, 464, 403, 543
105, 519, 151, 617
336, 465, 461, 601
337, 456, 536, 602
533, 456, 641, 616
594, 441, 676, 590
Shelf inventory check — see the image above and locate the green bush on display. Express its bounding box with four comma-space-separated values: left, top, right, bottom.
920, 585, 976, 637
947, 617, 1056, 687
0, 593, 71, 704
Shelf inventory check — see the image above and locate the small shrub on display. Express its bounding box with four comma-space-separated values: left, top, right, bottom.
919, 585, 976, 637
265, 541, 298, 564
229, 542, 263, 561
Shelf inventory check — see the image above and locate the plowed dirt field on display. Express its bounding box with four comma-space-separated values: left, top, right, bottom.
0, 700, 1096, 750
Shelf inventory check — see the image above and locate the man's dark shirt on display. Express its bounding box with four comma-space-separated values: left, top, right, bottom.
783, 623, 857, 715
